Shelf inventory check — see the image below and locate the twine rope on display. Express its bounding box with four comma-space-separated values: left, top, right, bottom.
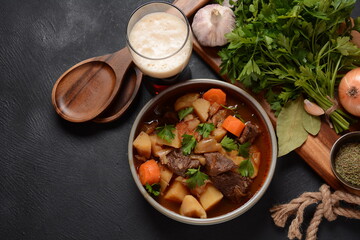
270, 184, 360, 240
324, 96, 339, 128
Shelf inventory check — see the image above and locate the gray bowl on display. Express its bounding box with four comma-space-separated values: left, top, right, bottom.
330, 131, 360, 191
128, 79, 278, 225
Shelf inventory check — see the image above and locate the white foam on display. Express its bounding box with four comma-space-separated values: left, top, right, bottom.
129, 12, 192, 78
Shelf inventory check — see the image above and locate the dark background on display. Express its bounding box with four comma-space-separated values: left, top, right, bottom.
1, 1, 359, 239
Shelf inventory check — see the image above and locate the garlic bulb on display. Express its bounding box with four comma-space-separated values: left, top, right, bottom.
192, 4, 235, 47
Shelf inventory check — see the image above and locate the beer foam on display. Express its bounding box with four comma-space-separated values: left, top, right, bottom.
129, 12, 192, 78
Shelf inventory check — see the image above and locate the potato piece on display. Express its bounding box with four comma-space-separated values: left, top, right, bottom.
250, 152, 261, 179
174, 93, 200, 111
179, 195, 207, 219
250, 160, 259, 179
225, 150, 246, 165
155, 129, 181, 148
231, 156, 246, 166
190, 154, 206, 165
199, 184, 223, 211
194, 138, 222, 154
192, 98, 210, 122
211, 126, 227, 142
227, 150, 239, 158
164, 179, 189, 203
150, 129, 181, 150
159, 165, 173, 193
183, 114, 195, 121
133, 131, 151, 159
250, 150, 261, 167
249, 146, 261, 179
149, 134, 163, 157
190, 182, 208, 198
149, 134, 173, 160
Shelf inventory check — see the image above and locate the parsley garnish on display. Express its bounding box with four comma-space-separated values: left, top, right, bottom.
145, 183, 160, 196
220, 136, 238, 152
196, 123, 215, 138
156, 124, 175, 143
178, 107, 193, 121
181, 134, 196, 155
185, 167, 209, 189
221, 136, 251, 158
238, 159, 254, 178
238, 142, 251, 158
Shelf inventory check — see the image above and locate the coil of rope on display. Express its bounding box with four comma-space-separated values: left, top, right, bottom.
270, 184, 360, 240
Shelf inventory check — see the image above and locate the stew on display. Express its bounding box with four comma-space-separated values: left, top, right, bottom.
133, 88, 272, 218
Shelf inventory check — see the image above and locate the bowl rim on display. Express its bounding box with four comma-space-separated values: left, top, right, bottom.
128, 79, 278, 225
330, 131, 360, 191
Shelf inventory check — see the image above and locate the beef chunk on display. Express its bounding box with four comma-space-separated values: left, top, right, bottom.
204, 152, 236, 176
239, 122, 260, 144
211, 171, 252, 203
209, 109, 228, 127
163, 111, 179, 125
166, 149, 200, 177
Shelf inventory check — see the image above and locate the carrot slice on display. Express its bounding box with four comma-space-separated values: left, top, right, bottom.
203, 88, 226, 105
222, 115, 245, 137
139, 159, 161, 185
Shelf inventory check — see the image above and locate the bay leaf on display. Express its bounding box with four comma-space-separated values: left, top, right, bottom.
276, 97, 309, 157
302, 109, 321, 136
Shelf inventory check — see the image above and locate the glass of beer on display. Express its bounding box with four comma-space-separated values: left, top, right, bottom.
126, 2, 193, 94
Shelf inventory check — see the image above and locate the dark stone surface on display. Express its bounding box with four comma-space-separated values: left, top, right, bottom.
1, 1, 359, 239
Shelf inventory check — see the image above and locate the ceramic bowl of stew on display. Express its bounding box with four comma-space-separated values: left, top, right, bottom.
128, 79, 277, 225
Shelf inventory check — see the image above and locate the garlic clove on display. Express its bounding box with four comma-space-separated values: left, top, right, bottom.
222, 0, 238, 8
191, 4, 235, 47
304, 99, 325, 116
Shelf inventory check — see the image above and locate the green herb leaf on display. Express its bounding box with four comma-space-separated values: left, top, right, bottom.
238, 159, 254, 177
302, 107, 321, 136
221, 136, 238, 152
196, 123, 215, 138
239, 142, 251, 158
276, 97, 309, 157
185, 167, 209, 189
178, 107, 193, 121
336, 37, 360, 56
156, 124, 175, 143
181, 134, 197, 155
145, 183, 160, 197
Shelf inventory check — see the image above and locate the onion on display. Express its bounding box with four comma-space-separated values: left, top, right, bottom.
338, 68, 360, 117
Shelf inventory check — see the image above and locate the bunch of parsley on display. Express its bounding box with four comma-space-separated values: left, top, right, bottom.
218, 0, 360, 133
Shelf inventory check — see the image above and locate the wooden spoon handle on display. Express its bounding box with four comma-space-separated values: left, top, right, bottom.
100, 48, 133, 79
173, 0, 210, 17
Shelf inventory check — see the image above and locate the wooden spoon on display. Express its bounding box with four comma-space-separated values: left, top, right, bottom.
52, 48, 137, 123
51, 0, 210, 123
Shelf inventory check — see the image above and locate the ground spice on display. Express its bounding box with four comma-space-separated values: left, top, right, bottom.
334, 142, 360, 186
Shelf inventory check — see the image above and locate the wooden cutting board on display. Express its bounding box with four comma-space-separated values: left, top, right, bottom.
185, 1, 360, 196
